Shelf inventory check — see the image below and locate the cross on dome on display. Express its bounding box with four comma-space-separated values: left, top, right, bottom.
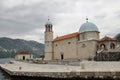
86, 17, 88, 22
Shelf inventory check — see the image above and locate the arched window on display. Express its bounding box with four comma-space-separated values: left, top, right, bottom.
48, 26, 50, 31
78, 35, 80, 41
100, 44, 106, 49
110, 43, 115, 49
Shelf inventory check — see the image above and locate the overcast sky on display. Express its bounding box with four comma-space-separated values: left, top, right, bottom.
0, 0, 120, 43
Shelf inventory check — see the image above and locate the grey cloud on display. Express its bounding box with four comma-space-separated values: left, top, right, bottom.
94, 14, 107, 20
0, 18, 37, 34
0, 0, 120, 42
0, 0, 76, 25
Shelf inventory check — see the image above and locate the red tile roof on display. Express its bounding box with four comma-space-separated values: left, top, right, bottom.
53, 32, 78, 42
18, 51, 30, 55
99, 36, 116, 42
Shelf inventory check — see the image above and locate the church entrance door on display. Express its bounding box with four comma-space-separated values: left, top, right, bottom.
61, 54, 64, 60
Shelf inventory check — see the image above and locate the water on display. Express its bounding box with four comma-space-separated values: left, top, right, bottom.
0, 58, 13, 80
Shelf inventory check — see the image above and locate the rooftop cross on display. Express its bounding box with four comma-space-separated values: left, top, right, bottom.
86, 17, 88, 22
48, 16, 50, 21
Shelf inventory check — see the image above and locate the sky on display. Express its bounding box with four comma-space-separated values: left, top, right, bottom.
0, 0, 120, 43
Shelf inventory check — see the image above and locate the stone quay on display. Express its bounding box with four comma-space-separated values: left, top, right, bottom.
0, 61, 120, 79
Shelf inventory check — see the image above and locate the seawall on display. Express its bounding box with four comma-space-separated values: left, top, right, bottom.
0, 61, 120, 79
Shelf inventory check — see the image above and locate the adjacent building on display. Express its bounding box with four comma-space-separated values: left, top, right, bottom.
15, 51, 31, 60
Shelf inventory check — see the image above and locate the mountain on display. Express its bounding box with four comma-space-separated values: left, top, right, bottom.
0, 37, 44, 58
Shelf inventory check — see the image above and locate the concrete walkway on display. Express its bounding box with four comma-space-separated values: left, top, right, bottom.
1, 61, 120, 72
1, 61, 120, 78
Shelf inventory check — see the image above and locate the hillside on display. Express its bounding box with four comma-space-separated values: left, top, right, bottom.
0, 37, 44, 58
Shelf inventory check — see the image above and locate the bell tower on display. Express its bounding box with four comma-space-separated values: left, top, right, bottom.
44, 18, 53, 60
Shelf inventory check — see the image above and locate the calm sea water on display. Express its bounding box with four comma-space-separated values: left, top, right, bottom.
0, 58, 13, 80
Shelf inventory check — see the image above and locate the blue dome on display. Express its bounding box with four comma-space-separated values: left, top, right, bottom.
79, 22, 99, 33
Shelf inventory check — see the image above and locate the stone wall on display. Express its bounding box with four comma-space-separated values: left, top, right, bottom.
1, 66, 120, 79
53, 37, 77, 60
15, 54, 30, 60
47, 60, 80, 66
77, 40, 98, 60
94, 52, 120, 61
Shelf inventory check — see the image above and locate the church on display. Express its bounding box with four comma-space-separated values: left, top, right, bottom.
44, 18, 120, 61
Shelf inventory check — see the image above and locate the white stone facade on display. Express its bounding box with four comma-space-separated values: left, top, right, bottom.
15, 54, 30, 60
15, 51, 31, 60
44, 19, 119, 61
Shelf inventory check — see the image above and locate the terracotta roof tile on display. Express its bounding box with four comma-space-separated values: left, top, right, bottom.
18, 51, 30, 55
53, 32, 78, 42
99, 36, 116, 42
